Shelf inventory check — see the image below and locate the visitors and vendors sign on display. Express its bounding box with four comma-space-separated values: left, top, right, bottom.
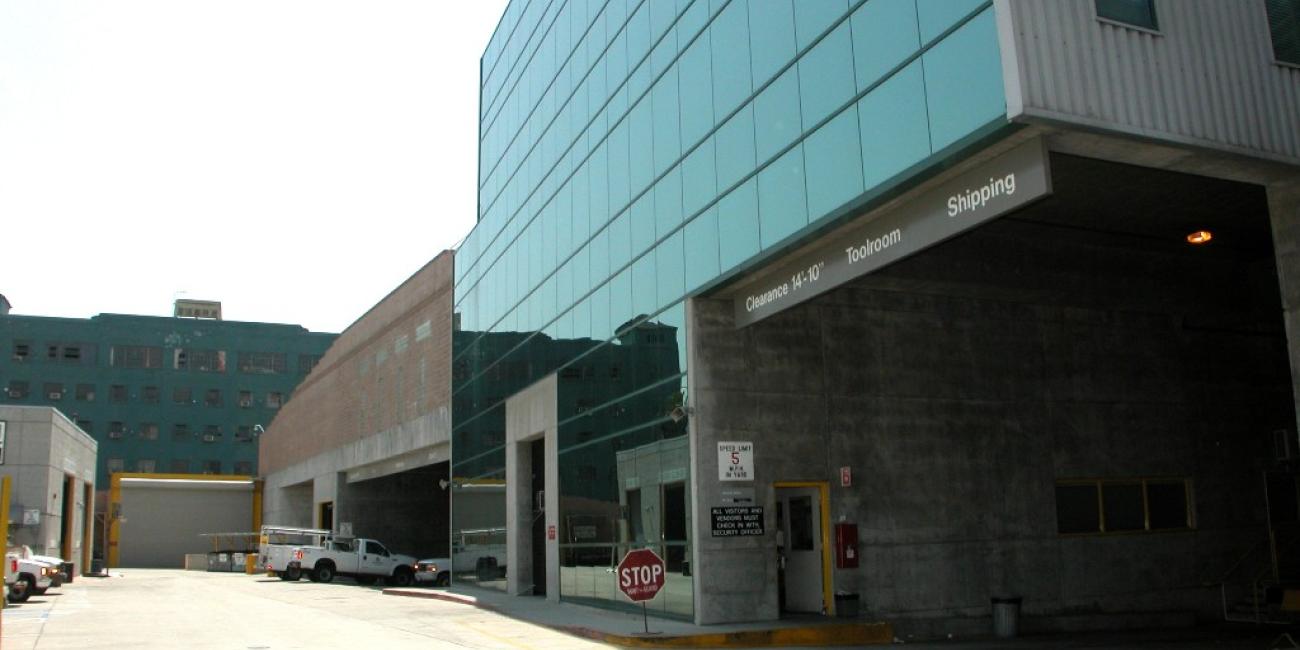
711, 506, 765, 537
717, 441, 753, 481
735, 138, 1053, 327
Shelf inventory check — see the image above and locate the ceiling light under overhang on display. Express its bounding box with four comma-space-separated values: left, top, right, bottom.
1186, 230, 1213, 245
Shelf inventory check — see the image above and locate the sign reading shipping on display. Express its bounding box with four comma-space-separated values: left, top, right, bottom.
734, 138, 1053, 328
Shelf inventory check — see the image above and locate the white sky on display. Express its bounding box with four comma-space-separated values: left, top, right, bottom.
0, 0, 509, 333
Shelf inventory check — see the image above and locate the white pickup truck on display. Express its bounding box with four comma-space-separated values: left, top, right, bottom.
290, 538, 417, 587
258, 525, 333, 581
5, 550, 56, 603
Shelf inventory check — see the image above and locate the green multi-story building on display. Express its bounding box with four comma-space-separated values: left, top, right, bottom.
0, 304, 336, 484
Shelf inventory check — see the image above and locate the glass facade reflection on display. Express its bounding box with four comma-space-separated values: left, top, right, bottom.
455, 0, 1007, 619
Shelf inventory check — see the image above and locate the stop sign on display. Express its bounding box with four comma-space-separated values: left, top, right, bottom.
616, 548, 666, 602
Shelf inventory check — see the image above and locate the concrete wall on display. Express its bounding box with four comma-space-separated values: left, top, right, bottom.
687, 185, 1291, 627
0, 406, 96, 567
117, 481, 252, 568
1270, 177, 1300, 433
998, 0, 1300, 165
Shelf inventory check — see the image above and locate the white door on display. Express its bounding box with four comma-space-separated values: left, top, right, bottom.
778, 487, 824, 614
361, 540, 391, 575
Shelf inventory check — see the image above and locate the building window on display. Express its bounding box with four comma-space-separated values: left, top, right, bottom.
173, 348, 226, 372
238, 391, 253, 408
6, 381, 28, 399
110, 384, 128, 402
235, 425, 255, 443
43, 382, 64, 401
1267, 0, 1300, 65
172, 423, 190, 441
11, 341, 30, 362
108, 422, 126, 440
298, 354, 323, 374
1095, 0, 1157, 30
170, 459, 189, 473
233, 461, 253, 475
238, 351, 286, 375
139, 423, 159, 440
142, 386, 160, 404
173, 387, 192, 404
76, 420, 92, 434
1055, 478, 1192, 535
415, 320, 432, 341
204, 389, 222, 407
202, 425, 222, 443
202, 459, 222, 474
136, 459, 156, 473
394, 335, 409, 354
106, 458, 125, 474
109, 345, 163, 369
76, 384, 95, 402
62, 345, 82, 362
267, 392, 283, 409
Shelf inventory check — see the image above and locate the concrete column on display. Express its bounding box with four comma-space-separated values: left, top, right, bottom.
1269, 176, 1300, 433
505, 375, 559, 601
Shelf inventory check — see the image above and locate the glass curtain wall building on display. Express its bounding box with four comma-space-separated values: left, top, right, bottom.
453, 0, 1006, 618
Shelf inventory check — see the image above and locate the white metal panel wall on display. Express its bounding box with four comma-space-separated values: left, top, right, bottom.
118, 484, 252, 568
999, 0, 1300, 164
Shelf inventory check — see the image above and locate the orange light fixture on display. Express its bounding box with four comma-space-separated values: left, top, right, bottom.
1186, 230, 1213, 245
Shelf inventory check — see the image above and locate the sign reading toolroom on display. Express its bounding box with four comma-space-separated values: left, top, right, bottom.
734, 138, 1053, 327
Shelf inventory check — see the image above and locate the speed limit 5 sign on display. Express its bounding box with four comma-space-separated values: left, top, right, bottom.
717, 441, 753, 481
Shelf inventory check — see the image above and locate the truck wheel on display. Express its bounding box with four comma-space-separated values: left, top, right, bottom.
8, 580, 29, 603
313, 564, 335, 583
285, 566, 302, 581
387, 568, 413, 588
435, 572, 450, 587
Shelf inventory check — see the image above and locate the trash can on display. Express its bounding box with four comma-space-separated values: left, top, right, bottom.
475, 556, 499, 582
835, 593, 860, 618
207, 552, 232, 572
991, 596, 1022, 638
90, 558, 104, 575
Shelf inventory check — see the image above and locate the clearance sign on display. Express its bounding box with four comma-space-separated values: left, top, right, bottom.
735, 138, 1052, 328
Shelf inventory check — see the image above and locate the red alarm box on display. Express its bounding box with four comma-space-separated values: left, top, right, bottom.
834, 523, 859, 569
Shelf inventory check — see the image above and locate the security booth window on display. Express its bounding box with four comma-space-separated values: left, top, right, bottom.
1267, 0, 1300, 65
1095, 0, 1158, 30
1056, 478, 1192, 534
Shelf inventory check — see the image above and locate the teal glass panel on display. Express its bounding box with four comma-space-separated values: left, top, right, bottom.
589, 227, 611, 288
651, 27, 678, 76
804, 106, 863, 221
650, 0, 677, 42
757, 144, 807, 249
572, 165, 591, 245
656, 231, 686, 306
797, 22, 855, 130
717, 178, 760, 271
626, 4, 651, 66
609, 122, 631, 214
572, 294, 591, 339
793, 0, 848, 50
710, 1, 754, 123
684, 205, 720, 292
678, 0, 709, 39
678, 34, 714, 147
588, 55, 608, 118
573, 246, 592, 302
922, 9, 1005, 151
682, 138, 717, 218
542, 205, 557, 274
631, 253, 658, 320
609, 209, 633, 272
651, 68, 681, 176
590, 143, 611, 230
858, 60, 931, 191
628, 97, 654, 195
753, 66, 802, 164
627, 57, 653, 103
556, 261, 574, 315
630, 191, 656, 258
591, 282, 613, 341
748, 0, 797, 87
655, 166, 684, 239
916, 0, 985, 43
714, 105, 756, 191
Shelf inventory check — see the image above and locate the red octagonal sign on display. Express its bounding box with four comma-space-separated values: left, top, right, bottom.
616, 548, 666, 602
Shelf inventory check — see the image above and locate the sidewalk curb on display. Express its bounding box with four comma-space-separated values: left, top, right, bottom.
383, 588, 892, 647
